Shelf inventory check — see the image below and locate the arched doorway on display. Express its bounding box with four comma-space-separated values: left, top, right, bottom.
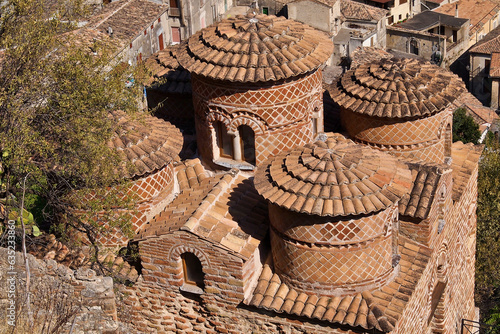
239, 125, 256, 165
409, 38, 419, 55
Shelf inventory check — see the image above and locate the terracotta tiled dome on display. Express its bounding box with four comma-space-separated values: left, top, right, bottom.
144, 46, 191, 94
109, 110, 183, 179
254, 135, 410, 216
177, 13, 332, 82
333, 58, 465, 118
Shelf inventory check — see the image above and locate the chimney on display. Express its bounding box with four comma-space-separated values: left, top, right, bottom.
455, 3, 458, 17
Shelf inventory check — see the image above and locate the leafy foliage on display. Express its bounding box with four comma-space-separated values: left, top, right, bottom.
476, 137, 500, 330
453, 107, 481, 144
0, 0, 143, 244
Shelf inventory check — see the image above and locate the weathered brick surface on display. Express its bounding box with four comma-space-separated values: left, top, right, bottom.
341, 107, 453, 164
192, 70, 323, 166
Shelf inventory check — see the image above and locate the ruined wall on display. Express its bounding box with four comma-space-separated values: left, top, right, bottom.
0, 248, 117, 334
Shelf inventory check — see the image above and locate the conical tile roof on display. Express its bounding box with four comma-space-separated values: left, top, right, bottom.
177, 13, 333, 83
254, 135, 411, 216
332, 58, 465, 119
108, 111, 183, 179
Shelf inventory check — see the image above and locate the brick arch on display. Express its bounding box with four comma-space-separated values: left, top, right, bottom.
228, 115, 265, 135
169, 243, 211, 269
207, 112, 231, 127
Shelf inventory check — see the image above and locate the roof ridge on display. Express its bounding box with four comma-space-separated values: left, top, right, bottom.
92, 0, 131, 30
181, 169, 240, 232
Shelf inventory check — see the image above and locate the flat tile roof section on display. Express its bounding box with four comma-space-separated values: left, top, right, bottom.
137, 168, 268, 260
109, 110, 183, 179
254, 134, 412, 217
87, 0, 167, 42
434, 0, 499, 34
332, 58, 466, 118
469, 25, 500, 54
177, 13, 333, 83
145, 45, 192, 94
245, 235, 432, 332
451, 141, 483, 202
397, 11, 468, 31
340, 0, 388, 22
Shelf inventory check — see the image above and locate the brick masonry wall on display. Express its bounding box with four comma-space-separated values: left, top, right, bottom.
122, 280, 377, 334
341, 108, 453, 164
191, 70, 323, 166
269, 205, 398, 295
393, 167, 477, 333
139, 230, 261, 308
0, 248, 117, 333
82, 164, 175, 248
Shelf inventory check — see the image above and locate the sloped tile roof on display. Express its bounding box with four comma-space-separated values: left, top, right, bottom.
332, 58, 466, 119
399, 162, 445, 219
350, 47, 393, 69
340, 0, 388, 22
109, 110, 183, 179
451, 141, 483, 201
397, 11, 468, 31
434, 0, 499, 34
176, 159, 209, 191
245, 236, 431, 332
469, 25, 500, 54
176, 13, 333, 83
87, 0, 167, 42
137, 169, 268, 259
254, 134, 412, 216
144, 45, 192, 94
453, 92, 500, 125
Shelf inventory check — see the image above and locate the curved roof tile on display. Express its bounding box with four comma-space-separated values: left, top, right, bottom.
144, 45, 192, 94
109, 110, 183, 179
177, 13, 333, 83
254, 135, 412, 216
332, 58, 465, 119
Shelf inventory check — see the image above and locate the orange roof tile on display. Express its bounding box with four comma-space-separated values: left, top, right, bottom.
108, 111, 183, 179
399, 162, 446, 219
434, 0, 499, 34
245, 236, 431, 332
332, 58, 466, 119
177, 13, 333, 83
144, 45, 191, 94
87, 0, 167, 42
451, 141, 483, 201
137, 169, 268, 259
350, 47, 393, 68
254, 134, 412, 216
469, 25, 500, 54
340, 0, 388, 22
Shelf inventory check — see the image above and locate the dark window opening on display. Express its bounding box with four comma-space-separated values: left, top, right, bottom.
216, 122, 233, 159
181, 253, 204, 288
452, 30, 458, 43
170, 0, 178, 8
239, 125, 256, 165
410, 39, 419, 55
262, 7, 269, 15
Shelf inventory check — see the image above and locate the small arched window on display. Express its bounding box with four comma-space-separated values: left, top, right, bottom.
410, 39, 419, 55
239, 125, 256, 165
216, 121, 233, 159
181, 253, 204, 289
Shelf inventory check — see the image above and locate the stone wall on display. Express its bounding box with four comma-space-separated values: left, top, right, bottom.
0, 247, 117, 333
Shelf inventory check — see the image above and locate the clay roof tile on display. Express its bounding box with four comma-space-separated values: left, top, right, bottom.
178, 13, 332, 82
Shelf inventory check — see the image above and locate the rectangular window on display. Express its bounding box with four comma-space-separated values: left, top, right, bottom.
144, 30, 147, 35
170, 0, 178, 8
216, 122, 233, 159
400, 0, 407, 4
171, 27, 181, 44
151, 24, 153, 30
262, 7, 269, 15
159, 33, 164, 51
388, 16, 394, 25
